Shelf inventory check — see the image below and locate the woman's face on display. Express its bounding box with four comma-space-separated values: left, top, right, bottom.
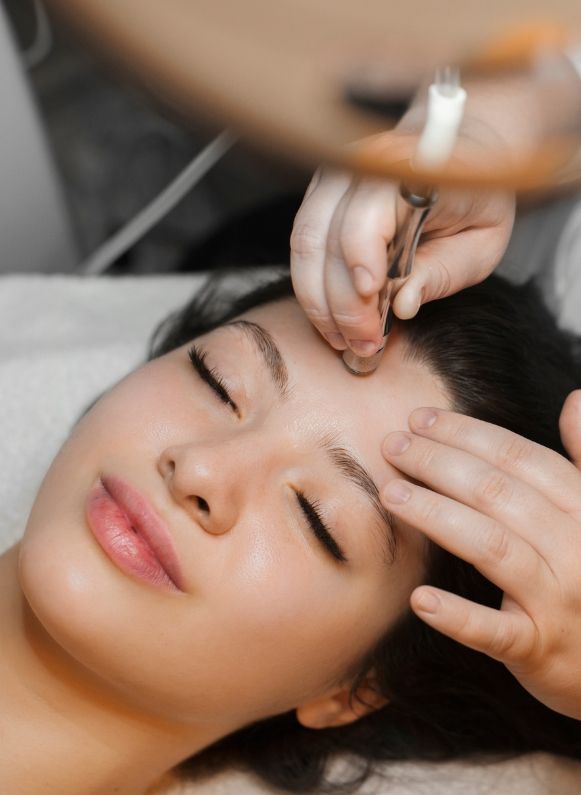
19, 297, 449, 732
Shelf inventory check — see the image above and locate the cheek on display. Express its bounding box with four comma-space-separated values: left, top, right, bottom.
23, 357, 200, 536
17, 368, 198, 700
193, 527, 390, 718
16, 355, 421, 727
19, 370, 167, 571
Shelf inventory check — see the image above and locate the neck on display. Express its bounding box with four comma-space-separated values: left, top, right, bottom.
0, 543, 223, 795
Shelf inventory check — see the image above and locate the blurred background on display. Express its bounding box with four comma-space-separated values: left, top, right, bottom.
3, 0, 581, 285
1, 0, 310, 275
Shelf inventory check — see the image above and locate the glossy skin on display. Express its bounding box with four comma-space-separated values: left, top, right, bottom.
18, 297, 449, 740
7, 294, 581, 794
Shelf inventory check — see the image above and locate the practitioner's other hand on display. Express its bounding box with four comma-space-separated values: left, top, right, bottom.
290, 128, 515, 357
380, 391, 581, 719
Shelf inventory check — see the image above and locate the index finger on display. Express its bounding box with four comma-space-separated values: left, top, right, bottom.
407, 407, 581, 515
290, 170, 352, 339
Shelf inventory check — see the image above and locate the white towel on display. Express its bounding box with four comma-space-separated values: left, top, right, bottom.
0, 273, 204, 549
554, 199, 581, 333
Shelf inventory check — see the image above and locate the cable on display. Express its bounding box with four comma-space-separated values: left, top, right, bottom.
22, 0, 53, 70
79, 129, 237, 276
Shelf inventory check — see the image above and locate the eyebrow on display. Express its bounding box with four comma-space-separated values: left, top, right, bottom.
226, 320, 290, 397
226, 319, 397, 563
322, 437, 397, 564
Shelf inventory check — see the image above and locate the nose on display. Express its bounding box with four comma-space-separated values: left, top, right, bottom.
157, 439, 246, 535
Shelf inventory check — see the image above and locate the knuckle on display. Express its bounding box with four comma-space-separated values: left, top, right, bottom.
473, 470, 513, 510
479, 521, 511, 566
414, 444, 438, 478
453, 607, 473, 639
301, 306, 334, 330
415, 494, 444, 528
430, 259, 453, 300
332, 308, 376, 329
496, 436, 530, 472
449, 414, 473, 445
290, 223, 326, 260
487, 621, 519, 659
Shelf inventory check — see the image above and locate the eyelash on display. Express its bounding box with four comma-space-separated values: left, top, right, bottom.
187, 344, 239, 415
295, 492, 348, 563
187, 344, 347, 564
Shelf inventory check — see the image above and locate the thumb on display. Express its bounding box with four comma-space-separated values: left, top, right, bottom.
560, 390, 581, 468
391, 228, 503, 320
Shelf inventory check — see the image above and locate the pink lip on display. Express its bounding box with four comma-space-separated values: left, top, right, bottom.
85, 475, 185, 593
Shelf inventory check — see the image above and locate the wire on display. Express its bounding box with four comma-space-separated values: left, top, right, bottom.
79, 129, 237, 276
22, 0, 53, 70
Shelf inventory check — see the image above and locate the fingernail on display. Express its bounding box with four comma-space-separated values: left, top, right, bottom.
412, 408, 438, 430
382, 480, 412, 504
352, 266, 375, 295
383, 432, 412, 456
325, 332, 347, 349
349, 339, 380, 355
414, 590, 440, 614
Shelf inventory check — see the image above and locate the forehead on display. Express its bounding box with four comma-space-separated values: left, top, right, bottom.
234, 298, 451, 491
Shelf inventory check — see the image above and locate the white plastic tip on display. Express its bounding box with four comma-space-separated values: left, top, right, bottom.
413, 68, 467, 171
435, 65, 460, 97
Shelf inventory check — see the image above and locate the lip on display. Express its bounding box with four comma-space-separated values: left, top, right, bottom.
85, 475, 185, 593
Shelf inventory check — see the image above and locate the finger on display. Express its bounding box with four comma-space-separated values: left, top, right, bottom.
382, 430, 575, 561
336, 178, 398, 297
290, 170, 352, 346
407, 408, 581, 515
302, 167, 322, 202
392, 226, 509, 320
323, 186, 386, 353
382, 478, 549, 604
560, 390, 581, 470
410, 585, 537, 664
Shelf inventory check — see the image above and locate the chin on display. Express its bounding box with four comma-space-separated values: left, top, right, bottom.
20, 508, 122, 653
17, 500, 192, 720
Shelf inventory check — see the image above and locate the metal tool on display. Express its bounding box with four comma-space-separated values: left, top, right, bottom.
342, 66, 466, 375
342, 183, 437, 374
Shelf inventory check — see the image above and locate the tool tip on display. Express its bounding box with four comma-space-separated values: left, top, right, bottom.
341, 348, 384, 375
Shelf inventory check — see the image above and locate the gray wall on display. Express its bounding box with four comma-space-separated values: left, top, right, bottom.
0, 2, 77, 272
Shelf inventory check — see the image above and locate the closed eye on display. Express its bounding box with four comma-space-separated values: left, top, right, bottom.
295, 491, 348, 563
188, 344, 239, 415
188, 344, 346, 563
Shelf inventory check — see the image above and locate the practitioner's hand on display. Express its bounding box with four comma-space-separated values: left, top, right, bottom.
380, 390, 581, 719
290, 129, 515, 357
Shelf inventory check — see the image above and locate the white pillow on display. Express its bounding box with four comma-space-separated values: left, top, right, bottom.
0, 273, 205, 549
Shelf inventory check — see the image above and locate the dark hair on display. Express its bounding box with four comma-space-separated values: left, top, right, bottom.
148, 270, 581, 793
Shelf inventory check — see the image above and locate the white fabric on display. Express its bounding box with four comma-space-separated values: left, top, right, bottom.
0, 273, 205, 549
554, 198, 581, 332
161, 754, 581, 794
1, 271, 581, 794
